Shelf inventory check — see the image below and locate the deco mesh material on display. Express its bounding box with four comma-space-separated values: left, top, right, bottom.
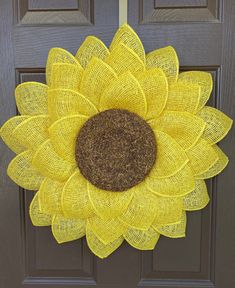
0, 24, 233, 258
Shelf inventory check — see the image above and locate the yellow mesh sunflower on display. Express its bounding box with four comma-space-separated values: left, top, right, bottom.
0, 24, 233, 258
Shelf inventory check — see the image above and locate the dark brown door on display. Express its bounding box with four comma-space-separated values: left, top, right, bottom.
0, 0, 235, 287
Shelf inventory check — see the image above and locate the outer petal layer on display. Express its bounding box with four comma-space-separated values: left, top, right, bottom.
32, 140, 75, 181
7, 150, 44, 190
151, 111, 206, 150
86, 222, 124, 258
149, 131, 188, 178
99, 72, 147, 118
75, 36, 109, 68
146, 46, 179, 83
15, 82, 48, 115
30, 193, 51, 226
124, 227, 160, 250
48, 89, 97, 121
147, 164, 195, 197
52, 214, 86, 243
62, 171, 94, 219
0, 116, 29, 153
178, 71, 213, 110
197, 106, 233, 144
183, 180, 209, 211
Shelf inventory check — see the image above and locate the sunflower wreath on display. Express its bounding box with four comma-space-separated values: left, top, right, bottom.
0, 24, 233, 258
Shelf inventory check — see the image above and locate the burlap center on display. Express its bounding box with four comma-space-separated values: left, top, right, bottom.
75, 109, 156, 192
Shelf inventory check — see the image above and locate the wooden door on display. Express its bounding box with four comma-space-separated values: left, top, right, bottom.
0, 0, 234, 287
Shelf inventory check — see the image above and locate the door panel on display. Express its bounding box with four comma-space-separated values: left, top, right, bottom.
0, 0, 235, 287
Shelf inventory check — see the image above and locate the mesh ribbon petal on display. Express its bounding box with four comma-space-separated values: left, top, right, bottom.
88, 182, 133, 220
118, 188, 157, 230
80, 57, 117, 107
124, 227, 160, 250
38, 178, 64, 214
106, 43, 145, 75
134, 68, 168, 120
52, 214, 86, 244
15, 82, 48, 115
150, 131, 188, 178
88, 217, 127, 244
0, 116, 29, 153
186, 139, 219, 176
146, 46, 179, 83
86, 222, 124, 259
75, 36, 109, 68
50, 63, 83, 90
196, 145, 228, 179
152, 196, 183, 225
151, 111, 206, 150
178, 71, 213, 110
166, 82, 201, 114
153, 211, 187, 238
12, 115, 50, 150
29, 192, 51, 226
32, 140, 76, 181
147, 164, 195, 197
62, 171, 94, 219
49, 115, 88, 163
197, 106, 233, 144
110, 24, 145, 63
7, 150, 44, 190
48, 89, 98, 121
46, 48, 80, 86
99, 72, 147, 118
183, 180, 209, 211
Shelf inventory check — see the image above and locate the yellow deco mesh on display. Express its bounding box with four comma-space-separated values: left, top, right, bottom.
0, 24, 233, 259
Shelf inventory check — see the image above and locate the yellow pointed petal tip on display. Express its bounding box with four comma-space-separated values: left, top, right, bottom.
30, 193, 52, 226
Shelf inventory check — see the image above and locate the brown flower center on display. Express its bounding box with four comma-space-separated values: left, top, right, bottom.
75, 109, 156, 192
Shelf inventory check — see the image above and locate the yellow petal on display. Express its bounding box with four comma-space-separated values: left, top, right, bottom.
0, 116, 29, 153
75, 36, 109, 68
186, 139, 219, 176
52, 214, 86, 244
48, 89, 98, 121
88, 217, 127, 244
196, 145, 228, 179
151, 111, 206, 150
178, 71, 213, 110
12, 115, 50, 150
110, 24, 145, 63
62, 171, 94, 219
152, 196, 183, 225
38, 178, 64, 214
147, 164, 195, 197
124, 227, 160, 250
29, 192, 51, 226
106, 43, 145, 75
153, 211, 187, 238
88, 182, 133, 220
146, 46, 179, 83
183, 180, 209, 211
50, 63, 83, 90
46, 48, 80, 86
7, 150, 44, 190
149, 131, 188, 178
166, 82, 200, 114
134, 68, 168, 120
80, 57, 117, 107
86, 222, 124, 258
49, 115, 88, 163
99, 72, 147, 118
32, 140, 75, 181
118, 188, 157, 230
197, 106, 233, 144
15, 82, 48, 115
